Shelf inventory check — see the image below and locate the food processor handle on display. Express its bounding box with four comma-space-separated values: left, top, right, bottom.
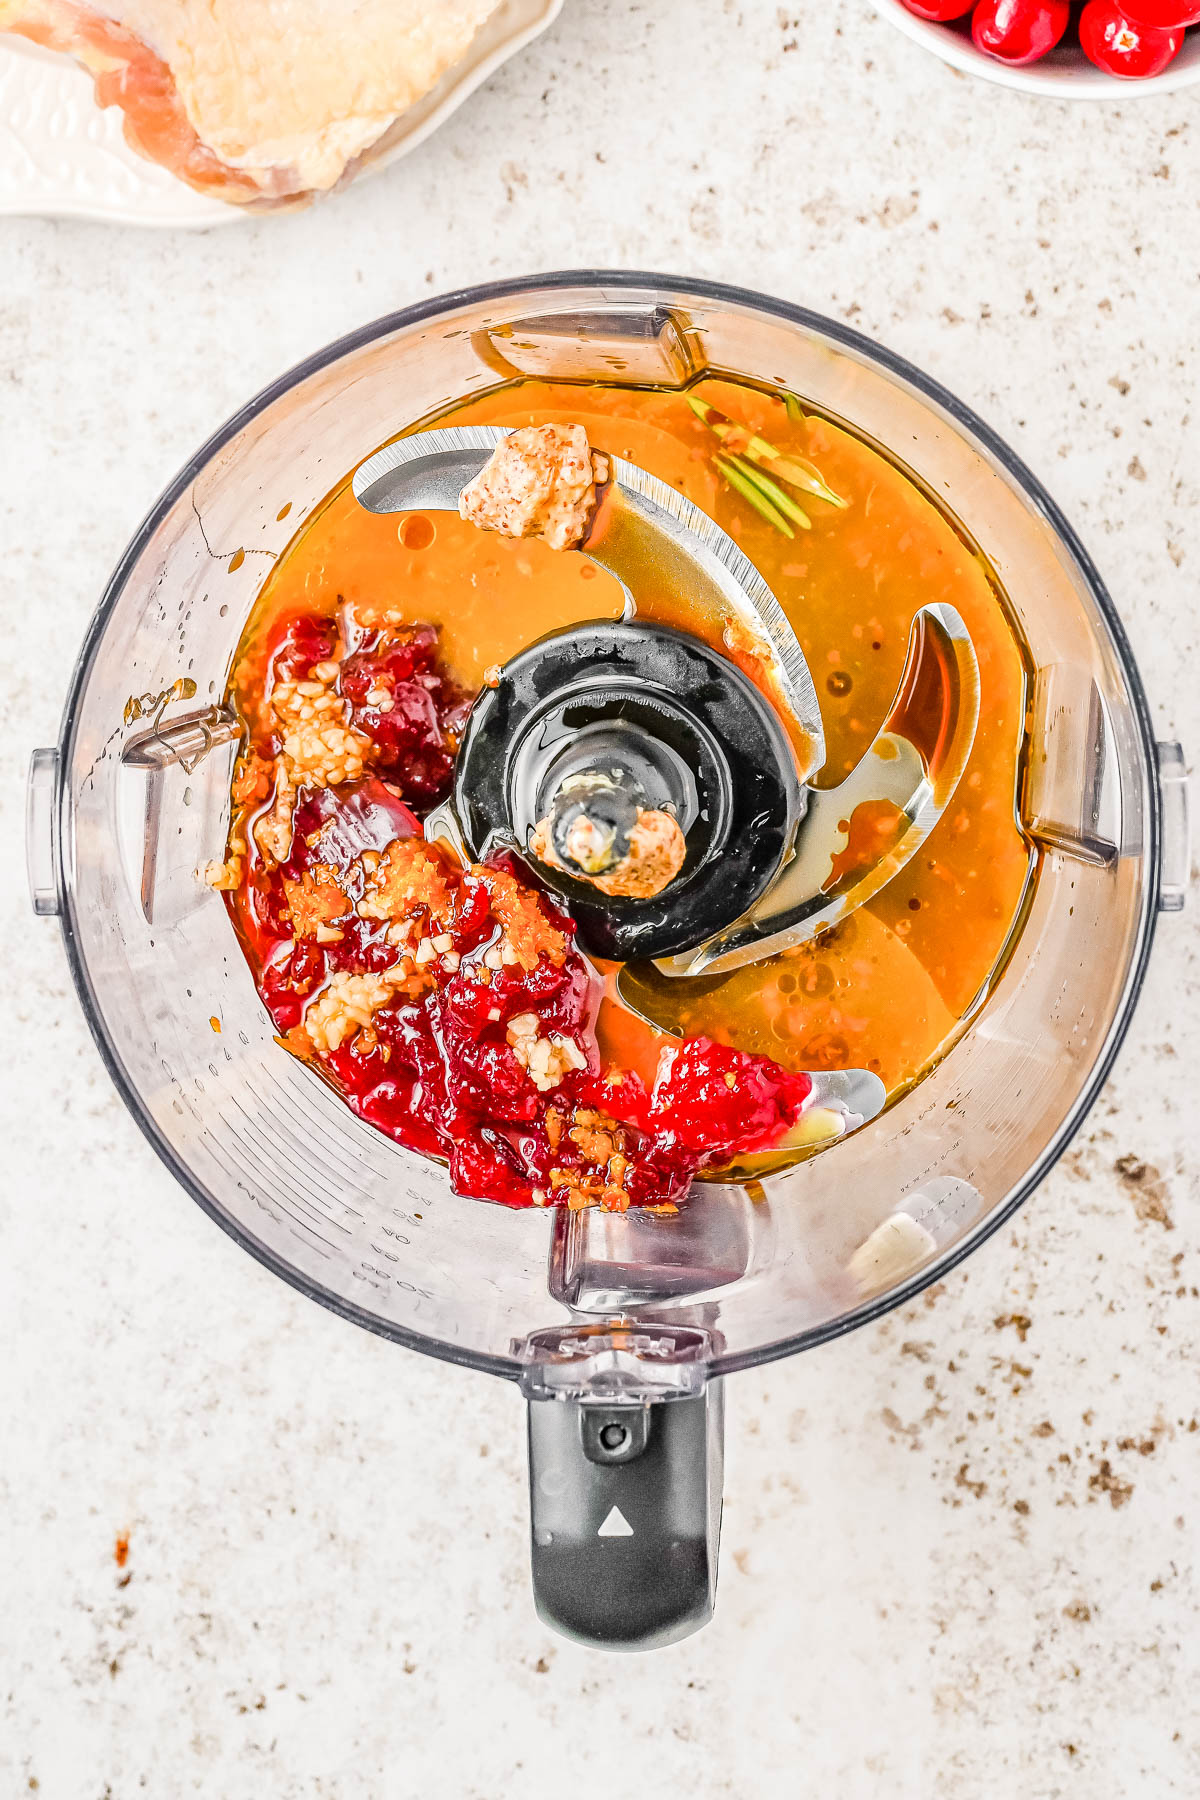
521, 1332, 724, 1651
525, 1387, 723, 1652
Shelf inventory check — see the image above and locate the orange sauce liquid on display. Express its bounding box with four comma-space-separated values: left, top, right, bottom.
236, 376, 1033, 1104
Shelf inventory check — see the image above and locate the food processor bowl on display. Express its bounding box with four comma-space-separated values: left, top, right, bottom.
27, 273, 1190, 1649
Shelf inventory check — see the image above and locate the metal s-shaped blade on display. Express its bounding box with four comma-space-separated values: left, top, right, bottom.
781, 1066, 886, 1139
583, 456, 824, 779
651, 604, 981, 978
354, 424, 496, 514
352, 425, 824, 780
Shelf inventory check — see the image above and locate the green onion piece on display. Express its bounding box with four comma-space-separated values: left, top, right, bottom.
763, 449, 848, 510
725, 454, 813, 530
727, 457, 813, 530
713, 454, 795, 539
783, 391, 805, 424
687, 395, 847, 509
736, 438, 843, 509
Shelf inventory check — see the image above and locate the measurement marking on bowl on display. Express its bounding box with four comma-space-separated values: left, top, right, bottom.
226, 1091, 356, 1234
216, 1108, 342, 1252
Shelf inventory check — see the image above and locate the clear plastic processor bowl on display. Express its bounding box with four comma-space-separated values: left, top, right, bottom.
27, 272, 1190, 1650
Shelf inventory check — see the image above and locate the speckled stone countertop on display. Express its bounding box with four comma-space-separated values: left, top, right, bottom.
2, 2, 1198, 1794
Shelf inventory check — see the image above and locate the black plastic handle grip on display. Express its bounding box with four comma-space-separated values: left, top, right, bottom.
526, 1384, 724, 1651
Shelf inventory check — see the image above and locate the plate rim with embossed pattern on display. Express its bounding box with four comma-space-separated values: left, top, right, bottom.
0, 0, 564, 229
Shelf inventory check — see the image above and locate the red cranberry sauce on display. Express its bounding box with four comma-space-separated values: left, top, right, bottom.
233, 610, 815, 1210
269, 608, 471, 807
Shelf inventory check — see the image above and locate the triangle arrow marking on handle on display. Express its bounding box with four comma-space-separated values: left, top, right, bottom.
597, 1505, 634, 1538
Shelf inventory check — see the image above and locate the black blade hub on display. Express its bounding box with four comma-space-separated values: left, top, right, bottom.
453, 622, 803, 961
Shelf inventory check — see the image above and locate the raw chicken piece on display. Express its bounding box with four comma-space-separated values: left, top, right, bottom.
459, 425, 610, 552
0, 0, 502, 205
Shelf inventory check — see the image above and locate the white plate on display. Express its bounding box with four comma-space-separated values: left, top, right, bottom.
0, 0, 563, 228
870, 0, 1200, 98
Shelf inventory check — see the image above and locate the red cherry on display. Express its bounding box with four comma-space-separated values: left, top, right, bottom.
1118, 0, 1200, 25
1079, 0, 1184, 73
971, 0, 1070, 61
897, 0, 975, 18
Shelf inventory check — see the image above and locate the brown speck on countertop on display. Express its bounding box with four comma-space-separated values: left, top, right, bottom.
1088, 1460, 1135, 1510
882, 1406, 922, 1444
993, 1313, 1032, 1343
1063, 1600, 1093, 1622
955, 1463, 986, 1500
1114, 1155, 1174, 1228
114, 1533, 129, 1568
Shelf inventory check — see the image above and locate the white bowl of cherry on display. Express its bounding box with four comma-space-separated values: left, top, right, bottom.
871, 0, 1200, 94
